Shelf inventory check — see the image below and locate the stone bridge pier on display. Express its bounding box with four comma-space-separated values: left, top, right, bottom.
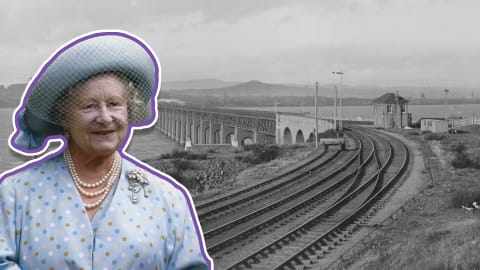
276, 113, 334, 144
157, 104, 334, 147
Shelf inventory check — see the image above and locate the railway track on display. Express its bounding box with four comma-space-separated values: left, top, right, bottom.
199, 149, 355, 230
199, 127, 410, 269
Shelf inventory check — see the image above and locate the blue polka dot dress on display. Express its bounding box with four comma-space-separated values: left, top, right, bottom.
0, 153, 211, 269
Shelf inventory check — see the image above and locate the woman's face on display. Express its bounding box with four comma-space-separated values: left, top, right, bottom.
63, 73, 129, 157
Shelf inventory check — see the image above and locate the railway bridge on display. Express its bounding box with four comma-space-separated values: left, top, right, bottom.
157, 103, 334, 146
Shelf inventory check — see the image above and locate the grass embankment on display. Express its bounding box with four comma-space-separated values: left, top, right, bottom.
145, 143, 314, 200
347, 130, 480, 270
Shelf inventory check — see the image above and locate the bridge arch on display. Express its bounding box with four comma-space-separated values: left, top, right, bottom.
242, 137, 255, 146
173, 119, 179, 139
283, 128, 293, 145
213, 130, 221, 144
225, 133, 235, 145
188, 123, 194, 142
295, 130, 305, 144
307, 132, 315, 143
204, 127, 210, 144
276, 113, 333, 145
162, 105, 331, 147
195, 125, 201, 144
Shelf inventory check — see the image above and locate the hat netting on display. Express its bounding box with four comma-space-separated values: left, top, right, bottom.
24, 34, 156, 136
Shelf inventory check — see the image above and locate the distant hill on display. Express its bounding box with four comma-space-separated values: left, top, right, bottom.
161, 80, 480, 107
162, 79, 479, 100
2, 79, 478, 109
166, 80, 317, 97
161, 80, 419, 99
162, 79, 241, 90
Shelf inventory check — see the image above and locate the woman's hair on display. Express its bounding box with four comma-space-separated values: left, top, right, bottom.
51, 71, 149, 129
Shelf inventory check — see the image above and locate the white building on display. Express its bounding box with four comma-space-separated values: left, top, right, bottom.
420, 118, 448, 133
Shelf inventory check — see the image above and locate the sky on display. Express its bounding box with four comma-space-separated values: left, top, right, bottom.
1, 0, 480, 95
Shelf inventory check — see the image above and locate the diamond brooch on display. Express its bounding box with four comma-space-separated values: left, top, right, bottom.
126, 169, 149, 204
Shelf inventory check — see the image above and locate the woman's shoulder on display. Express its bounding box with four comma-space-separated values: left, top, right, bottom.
0, 154, 64, 187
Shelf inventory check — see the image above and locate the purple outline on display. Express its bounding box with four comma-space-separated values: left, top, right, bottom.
1, 30, 213, 269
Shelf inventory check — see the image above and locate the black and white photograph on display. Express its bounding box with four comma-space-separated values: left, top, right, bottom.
1, 1, 480, 269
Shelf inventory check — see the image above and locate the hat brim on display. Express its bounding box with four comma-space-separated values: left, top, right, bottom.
25, 32, 158, 136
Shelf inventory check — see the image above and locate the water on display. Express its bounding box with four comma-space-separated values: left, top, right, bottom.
0, 108, 181, 175
232, 104, 480, 122
2, 103, 479, 173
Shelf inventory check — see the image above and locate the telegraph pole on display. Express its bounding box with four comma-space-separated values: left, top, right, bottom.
315, 81, 319, 149
334, 85, 338, 134
332, 71, 344, 131
274, 97, 277, 113
444, 88, 449, 122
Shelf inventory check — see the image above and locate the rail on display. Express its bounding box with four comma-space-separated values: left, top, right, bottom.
270, 129, 408, 270
220, 128, 409, 269
205, 133, 367, 253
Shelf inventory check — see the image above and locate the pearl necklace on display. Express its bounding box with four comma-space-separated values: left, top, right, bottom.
64, 150, 121, 210
64, 150, 117, 188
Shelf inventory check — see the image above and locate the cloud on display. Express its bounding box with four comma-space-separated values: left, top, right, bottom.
1, 0, 480, 87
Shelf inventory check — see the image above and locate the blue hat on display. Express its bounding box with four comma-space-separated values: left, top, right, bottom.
11, 31, 160, 153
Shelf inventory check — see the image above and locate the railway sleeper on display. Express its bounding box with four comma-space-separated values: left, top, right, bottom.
267, 245, 281, 254
359, 216, 371, 224
326, 235, 342, 246
276, 260, 298, 270
220, 248, 233, 255
300, 258, 316, 269
347, 223, 358, 233
286, 235, 297, 243
332, 229, 346, 238
249, 256, 260, 264
260, 249, 272, 258
297, 230, 309, 239
272, 225, 282, 231
321, 244, 332, 253
334, 236, 345, 246
289, 216, 300, 222
356, 219, 368, 225
314, 224, 335, 233
310, 242, 323, 250
292, 263, 306, 270
309, 244, 327, 257
305, 245, 319, 255
370, 206, 381, 214
320, 242, 335, 254
307, 252, 324, 263
305, 248, 323, 259
251, 235, 262, 242
364, 211, 374, 219
322, 234, 334, 243
305, 250, 327, 263
338, 230, 351, 240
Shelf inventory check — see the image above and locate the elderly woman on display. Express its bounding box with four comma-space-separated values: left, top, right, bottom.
0, 31, 211, 269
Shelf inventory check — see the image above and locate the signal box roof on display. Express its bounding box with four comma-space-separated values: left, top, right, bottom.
371, 93, 409, 104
